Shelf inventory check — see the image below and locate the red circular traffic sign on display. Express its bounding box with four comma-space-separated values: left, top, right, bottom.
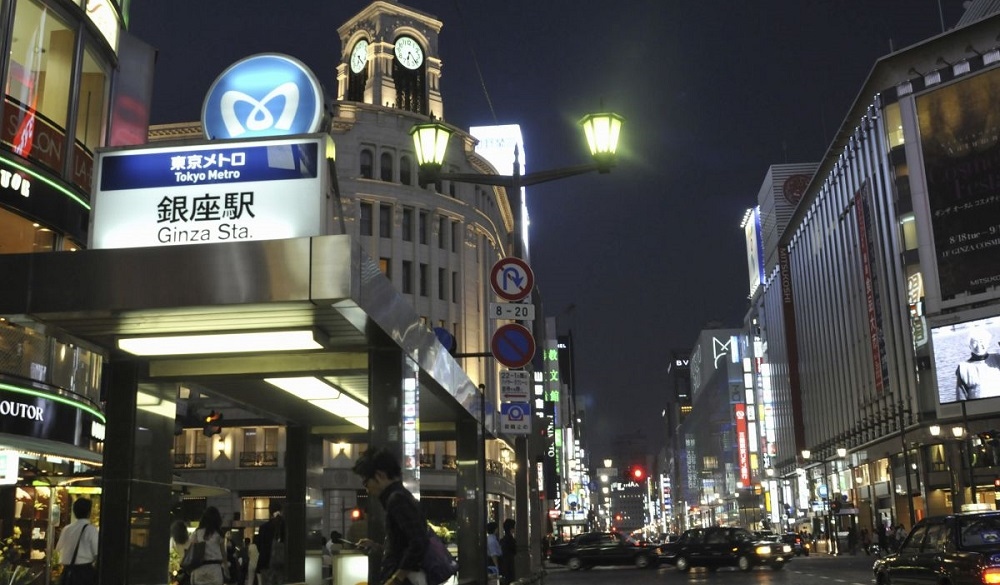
490, 257, 534, 301
491, 324, 535, 368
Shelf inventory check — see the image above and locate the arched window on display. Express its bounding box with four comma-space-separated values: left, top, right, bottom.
400, 155, 413, 185
360, 149, 374, 179
380, 152, 394, 182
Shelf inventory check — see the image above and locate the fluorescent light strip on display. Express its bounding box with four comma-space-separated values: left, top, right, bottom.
0, 382, 106, 423
118, 330, 322, 356
264, 377, 368, 430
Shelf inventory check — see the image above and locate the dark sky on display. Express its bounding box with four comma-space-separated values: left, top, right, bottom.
128, 1, 968, 460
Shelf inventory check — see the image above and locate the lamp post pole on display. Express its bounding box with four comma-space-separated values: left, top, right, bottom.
409, 112, 624, 580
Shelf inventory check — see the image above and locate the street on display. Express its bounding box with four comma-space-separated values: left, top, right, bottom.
544, 554, 875, 584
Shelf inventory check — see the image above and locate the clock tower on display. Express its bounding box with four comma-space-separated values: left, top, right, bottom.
337, 1, 443, 118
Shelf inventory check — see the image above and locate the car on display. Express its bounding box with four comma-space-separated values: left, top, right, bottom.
781, 532, 810, 556
660, 526, 793, 572
873, 511, 1000, 585
547, 531, 661, 570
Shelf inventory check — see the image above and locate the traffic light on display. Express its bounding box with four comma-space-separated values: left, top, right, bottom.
631, 466, 646, 482
202, 410, 223, 436
830, 498, 842, 514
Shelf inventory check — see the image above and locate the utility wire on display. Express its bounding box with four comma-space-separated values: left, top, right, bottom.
452, 0, 498, 124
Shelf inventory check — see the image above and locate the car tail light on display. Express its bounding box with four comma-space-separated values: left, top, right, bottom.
983, 567, 1000, 584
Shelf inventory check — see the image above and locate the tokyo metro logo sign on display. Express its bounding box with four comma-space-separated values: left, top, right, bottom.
202, 53, 324, 140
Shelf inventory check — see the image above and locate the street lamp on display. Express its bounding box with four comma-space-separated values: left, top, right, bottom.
411, 111, 623, 574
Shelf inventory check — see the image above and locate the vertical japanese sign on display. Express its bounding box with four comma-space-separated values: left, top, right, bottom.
735, 403, 750, 486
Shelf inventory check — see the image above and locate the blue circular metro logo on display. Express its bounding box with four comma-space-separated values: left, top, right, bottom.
202, 53, 324, 140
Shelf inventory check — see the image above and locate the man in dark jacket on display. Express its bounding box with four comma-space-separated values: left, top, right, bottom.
353, 447, 428, 585
255, 501, 286, 585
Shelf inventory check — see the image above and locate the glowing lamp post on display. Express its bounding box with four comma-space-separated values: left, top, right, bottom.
410, 110, 622, 575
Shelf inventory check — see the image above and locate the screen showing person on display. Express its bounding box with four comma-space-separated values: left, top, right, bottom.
931, 316, 1000, 403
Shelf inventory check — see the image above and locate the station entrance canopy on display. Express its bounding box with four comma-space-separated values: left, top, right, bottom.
0, 235, 483, 434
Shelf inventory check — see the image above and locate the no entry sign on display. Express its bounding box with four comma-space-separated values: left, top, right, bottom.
491, 324, 535, 368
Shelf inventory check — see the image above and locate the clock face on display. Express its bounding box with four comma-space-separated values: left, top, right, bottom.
394, 36, 424, 70
350, 39, 369, 74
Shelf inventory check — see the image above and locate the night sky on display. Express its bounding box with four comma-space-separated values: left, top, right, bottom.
128, 1, 969, 459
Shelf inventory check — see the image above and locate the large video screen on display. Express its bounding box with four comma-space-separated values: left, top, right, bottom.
931, 315, 1000, 404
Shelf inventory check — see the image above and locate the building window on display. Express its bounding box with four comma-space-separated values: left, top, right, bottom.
419, 211, 429, 244
379, 204, 392, 238
419, 263, 428, 296
438, 267, 446, 300
402, 207, 414, 241
360, 202, 373, 236
451, 270, 458, 302
438, 217, 447, 249
380, 257, 390, 278
451, 221, 459, 252
449, 181, 456, 197
6, 3, 75, 177
360, 149, 374, 178
402, 260, 413, 294
400, 155, 413, 185
380, 152, 394, 182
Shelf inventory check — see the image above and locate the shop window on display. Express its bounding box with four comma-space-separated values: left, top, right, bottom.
360, 149, 374, 179
4, 1, 75, 174
380, 152, 394, 181
72, 44, 109, 191
0, 207, 63, 253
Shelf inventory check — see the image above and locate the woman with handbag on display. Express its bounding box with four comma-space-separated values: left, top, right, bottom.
55, 498, 99, 585
188, 506, 230, 585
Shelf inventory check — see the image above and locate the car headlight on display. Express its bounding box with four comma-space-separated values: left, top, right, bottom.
782, 544, 792, 553
756, 545, 772, 555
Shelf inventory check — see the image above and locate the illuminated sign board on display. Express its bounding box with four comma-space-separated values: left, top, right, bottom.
735, 403, 750, 486
471, 125, 528, 254
743, 206, 765, 296
91, 135, 332, 249
931, 313, 1000, 404
0, 382, 105, 450
203, 54, 325, 140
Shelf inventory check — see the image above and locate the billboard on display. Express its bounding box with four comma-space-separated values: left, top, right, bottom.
931, 314, 1000, 403
743, 207, 764, 296
917, 67, 1000, 300
91, 135, 332, 249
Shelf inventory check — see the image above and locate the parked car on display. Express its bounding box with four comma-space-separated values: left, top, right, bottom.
781, 532, 809, 556
661, 526, 793, 571
873, 511, 1000, 585
547, 531, 661, 570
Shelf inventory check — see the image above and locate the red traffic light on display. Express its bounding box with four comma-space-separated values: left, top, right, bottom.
994, 477, 1000, 489
631, 467, 646, 481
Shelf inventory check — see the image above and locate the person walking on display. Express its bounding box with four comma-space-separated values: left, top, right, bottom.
188, 506, 229, 585
486, 521, 502, 579
255, 502, 286, 585
244, 538, 258, 585
55, 498, 99, 585
499, 519, 516, 585
352, 447, 429, 585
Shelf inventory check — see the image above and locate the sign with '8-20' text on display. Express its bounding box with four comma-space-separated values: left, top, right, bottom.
90, 134, 333, 249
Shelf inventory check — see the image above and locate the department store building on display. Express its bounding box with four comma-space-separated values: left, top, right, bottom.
744, 9, 1000, 539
